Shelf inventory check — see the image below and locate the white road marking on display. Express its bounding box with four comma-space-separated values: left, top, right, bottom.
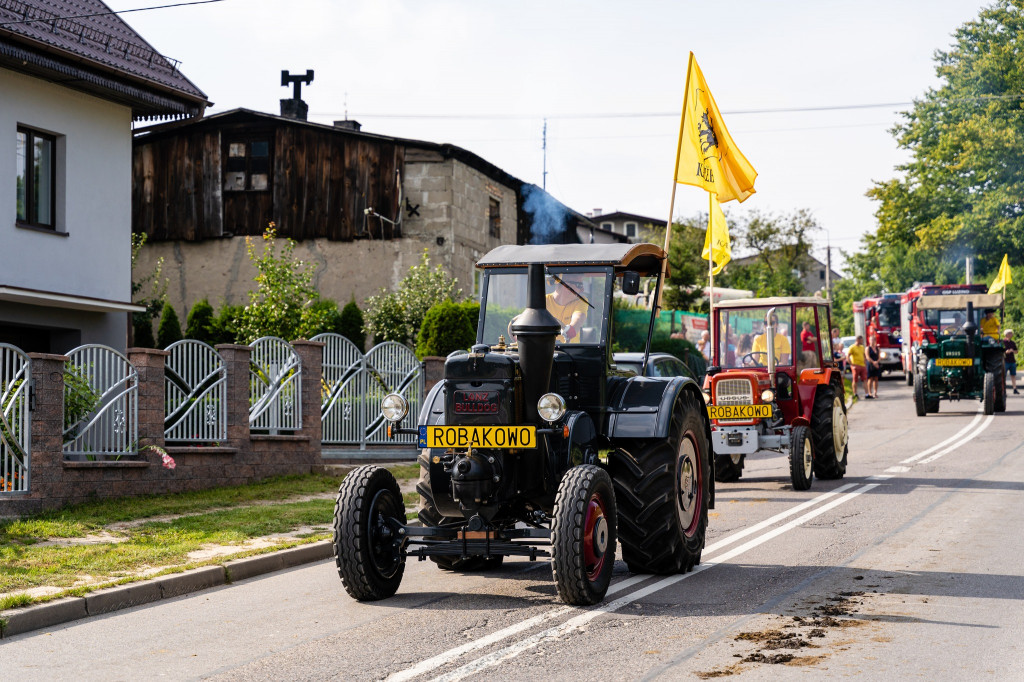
885, 466, 911, 473
918, 415, 994, 464
900, 408, 983, 464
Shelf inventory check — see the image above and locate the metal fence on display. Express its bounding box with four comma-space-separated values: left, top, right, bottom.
314, 337, 423, 448
164, 340, 227, 443
249, 336, 302, 433
63, 345, 138, 460
1, 344, 31, 493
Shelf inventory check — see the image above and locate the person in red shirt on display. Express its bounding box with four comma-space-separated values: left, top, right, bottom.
800, 321, 817, 352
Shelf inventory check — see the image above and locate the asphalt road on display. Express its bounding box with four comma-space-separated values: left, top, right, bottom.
2, 382, 1022, 681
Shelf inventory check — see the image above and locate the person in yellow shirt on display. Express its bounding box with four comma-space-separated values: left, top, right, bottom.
545, 275, 589, 343
750, 314, 791, 365
846, 335, 867, 399
980, 309, 1000, 340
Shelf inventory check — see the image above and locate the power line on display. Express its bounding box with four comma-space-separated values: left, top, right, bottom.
0, 0, 230, 27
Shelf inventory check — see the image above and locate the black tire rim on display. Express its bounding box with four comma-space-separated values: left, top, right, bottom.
677, 433, 702, 537
367, 488, 402, 579
583, 491, 609, 581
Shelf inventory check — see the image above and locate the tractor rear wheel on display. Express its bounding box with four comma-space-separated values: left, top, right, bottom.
905, 369, 914, 386
984, 371, 996, 415
551, 465, 616, 605
811, 384, 848, 480
333, 465, 406, 601
610, 391, 710, 575
714, 453, 744, 482
789, 425, 814, 491
416, 452, 503, 572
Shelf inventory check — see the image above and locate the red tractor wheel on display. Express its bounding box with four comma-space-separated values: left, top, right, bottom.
551, 465, 617, 605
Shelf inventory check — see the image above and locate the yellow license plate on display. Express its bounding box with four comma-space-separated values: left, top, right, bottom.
936, 358, 972, 367
418, 425, 537, 449
708, 404, 773, 420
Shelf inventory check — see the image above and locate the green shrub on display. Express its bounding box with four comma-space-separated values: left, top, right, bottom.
460, 300, 480, 338
156, 303, 183, 348
416, 301, 475, 360
364, 250, 462, 345
185, 299, 217, 345
211, 304, 244, 345
132, 312, 155, 348
339, 298, 365, 352
299, 299, 343, 339
63, 365, 101, 437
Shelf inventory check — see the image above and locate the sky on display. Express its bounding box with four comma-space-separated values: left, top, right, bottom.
110, 0, 993, 271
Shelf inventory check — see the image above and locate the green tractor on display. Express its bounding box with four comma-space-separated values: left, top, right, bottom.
913, 292, 1007, 416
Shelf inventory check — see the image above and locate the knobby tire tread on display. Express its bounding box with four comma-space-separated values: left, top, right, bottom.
551, 465, 616, 605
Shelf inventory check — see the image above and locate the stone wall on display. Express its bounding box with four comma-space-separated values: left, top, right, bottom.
0, 341, 324, 517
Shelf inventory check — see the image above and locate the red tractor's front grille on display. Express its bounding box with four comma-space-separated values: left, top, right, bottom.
712, 375, 758, 424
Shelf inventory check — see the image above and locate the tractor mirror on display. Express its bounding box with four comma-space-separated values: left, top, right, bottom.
621, 272, 641, 296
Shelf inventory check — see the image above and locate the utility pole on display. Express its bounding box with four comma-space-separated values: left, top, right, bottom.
966, 256, 973, 284
542, 118, 548, 191
826, 240, 832, 301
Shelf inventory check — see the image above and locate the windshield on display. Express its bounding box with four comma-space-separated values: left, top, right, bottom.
877, 301, 900, 328
716, 305, 794, 368
479, 267, 612, 346
923, 308, 979, 336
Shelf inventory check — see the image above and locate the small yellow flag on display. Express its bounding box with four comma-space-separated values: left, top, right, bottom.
702, 194, 731, 275
674, 53, 757, 203
988, 254, 1013, 294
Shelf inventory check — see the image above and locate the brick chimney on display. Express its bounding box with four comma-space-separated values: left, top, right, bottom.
280, 69, 314, 120
334, 120, 362, 131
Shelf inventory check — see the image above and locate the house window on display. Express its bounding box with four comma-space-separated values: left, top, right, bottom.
489, 197, 501, 238
224, 139, 271, 191
601, 222, 613, 231
16, 127, 56, 229
625, 222, 637, 238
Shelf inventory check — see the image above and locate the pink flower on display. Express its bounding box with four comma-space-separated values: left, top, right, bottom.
161, 452, 176, 470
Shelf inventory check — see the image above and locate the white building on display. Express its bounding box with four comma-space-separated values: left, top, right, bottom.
0, 0, 207, 352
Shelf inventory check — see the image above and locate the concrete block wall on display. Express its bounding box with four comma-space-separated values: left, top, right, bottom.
0, 341, 324, 517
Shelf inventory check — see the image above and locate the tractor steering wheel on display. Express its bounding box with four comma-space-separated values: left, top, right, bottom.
741, 351, 770, 367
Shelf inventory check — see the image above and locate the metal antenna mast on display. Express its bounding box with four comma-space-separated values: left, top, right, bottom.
542, 118, 548, 190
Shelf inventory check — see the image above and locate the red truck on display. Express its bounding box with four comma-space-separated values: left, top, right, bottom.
899, 283, 989, 385
852, 293, 903, 375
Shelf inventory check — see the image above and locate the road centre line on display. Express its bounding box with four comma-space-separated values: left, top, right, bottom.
900, 408, 983, 464
918, 415, 994, 464
384, 574, 648, 682
422, 484, 878, 682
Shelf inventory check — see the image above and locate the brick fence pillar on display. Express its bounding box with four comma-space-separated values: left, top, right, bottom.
215, 344, 252, 451
422, 356, 445, 392
290, 339, 324, 469
127, 348, 169, 453
26, 353, 68, 510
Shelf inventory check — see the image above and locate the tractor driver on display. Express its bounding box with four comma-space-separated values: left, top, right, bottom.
751, 313, 792, 365
981, 309, 1000, 340
943, 312, 966, 335
546, 274, 589, 343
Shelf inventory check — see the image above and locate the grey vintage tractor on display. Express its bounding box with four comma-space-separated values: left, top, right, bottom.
332, 243, 713, 606
913, 293, 1007, 416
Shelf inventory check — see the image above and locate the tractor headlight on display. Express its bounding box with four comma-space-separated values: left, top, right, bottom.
761, 389, 776, 403
702, 390, 712, 404
380, 393, 409, 423
537, 393, 566, 423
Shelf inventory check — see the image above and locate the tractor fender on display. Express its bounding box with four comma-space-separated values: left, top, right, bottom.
417, 380, 445, 427
606, 375, 704, 440
565, 410, 598, 455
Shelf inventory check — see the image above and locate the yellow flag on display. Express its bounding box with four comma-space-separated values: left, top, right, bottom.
702, 194, 731, 275
674, 53, 757, 203
988, 254, 1013, 294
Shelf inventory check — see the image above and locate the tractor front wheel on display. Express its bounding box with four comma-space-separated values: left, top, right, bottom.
914, 372, 928, 417
789, 425, 814, 491
811, 384, 848, 480
333, 465, 406, 601
610, 391, 710, 575
551, 465, 617, 605
714, 453, 745, 482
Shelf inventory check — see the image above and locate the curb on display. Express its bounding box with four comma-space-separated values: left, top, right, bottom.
0, 540, 334, 639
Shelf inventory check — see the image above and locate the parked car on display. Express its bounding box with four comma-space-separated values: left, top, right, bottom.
613, 352, 695, 379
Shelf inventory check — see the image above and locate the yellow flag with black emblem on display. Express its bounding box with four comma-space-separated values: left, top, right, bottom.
674, 53, 757, 203
988, 253, 1012, 294
702, 194, 731, 275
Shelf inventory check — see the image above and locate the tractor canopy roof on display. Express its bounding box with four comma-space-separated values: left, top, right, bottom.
917, 293, 1004, 310
714, 296, 828, 309
476, 243, 666, 276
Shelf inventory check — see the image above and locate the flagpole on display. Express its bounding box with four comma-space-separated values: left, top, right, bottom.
708, 191, 715, 363
658, 51, 696, 309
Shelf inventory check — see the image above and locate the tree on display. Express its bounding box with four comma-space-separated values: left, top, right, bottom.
130, 232, 167, 347
415, 301, 476, 359
868, 0, 1024, 280
156, 303, 183, 348
638, 219, 705, 311
363, 250, 462, 345
719, 209, 820, 297
185, 299, 217, 345
338, 298, 366, 352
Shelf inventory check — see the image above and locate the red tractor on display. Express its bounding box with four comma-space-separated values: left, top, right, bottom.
703, 297, 849, 490
853, 294, 903, 375
900, 283, 989, 385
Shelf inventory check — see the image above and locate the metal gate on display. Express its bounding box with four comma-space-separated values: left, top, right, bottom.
1, 344, 30, 493
63, 345, 138, 460
315, 337, 423, 449
249, 336, 302, 434
164, 340, 227, 443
